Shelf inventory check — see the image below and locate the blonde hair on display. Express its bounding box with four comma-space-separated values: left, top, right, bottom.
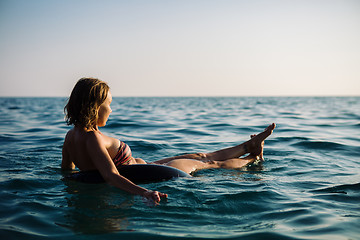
64, 78, 109, 129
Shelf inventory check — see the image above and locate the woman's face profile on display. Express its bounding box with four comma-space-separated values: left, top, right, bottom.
97, 91, 112, 127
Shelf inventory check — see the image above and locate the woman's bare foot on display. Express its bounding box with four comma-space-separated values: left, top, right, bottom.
249, 134, 264, 161
245, 123, 275, 158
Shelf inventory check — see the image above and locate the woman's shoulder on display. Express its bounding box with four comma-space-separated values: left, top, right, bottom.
83, 130, 108, 148
64, 129, 74, 145
64, 128, 101, 145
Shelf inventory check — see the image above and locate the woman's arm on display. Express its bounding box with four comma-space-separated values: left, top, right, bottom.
86, 132, 167, 203
61, 134, 75, 170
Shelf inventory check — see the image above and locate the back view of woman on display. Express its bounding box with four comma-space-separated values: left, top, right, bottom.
62, 78, 275, 204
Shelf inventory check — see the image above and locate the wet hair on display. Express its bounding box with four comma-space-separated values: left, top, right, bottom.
64, 78, 109, 129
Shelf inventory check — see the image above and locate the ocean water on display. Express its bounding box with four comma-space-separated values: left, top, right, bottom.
0, 97, 359, 240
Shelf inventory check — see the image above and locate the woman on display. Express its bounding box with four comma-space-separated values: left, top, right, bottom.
62, 78, 275, 204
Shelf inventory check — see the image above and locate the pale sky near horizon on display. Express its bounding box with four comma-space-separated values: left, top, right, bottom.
0, 0, 359, 97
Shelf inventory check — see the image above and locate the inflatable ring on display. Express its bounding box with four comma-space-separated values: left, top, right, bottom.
65, 164, 191, 184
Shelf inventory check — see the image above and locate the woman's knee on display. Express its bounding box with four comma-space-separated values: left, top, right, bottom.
194, 152, 208, 160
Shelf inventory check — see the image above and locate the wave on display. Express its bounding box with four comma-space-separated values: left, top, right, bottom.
291, 140, 345, 150
311, 182, 360, 194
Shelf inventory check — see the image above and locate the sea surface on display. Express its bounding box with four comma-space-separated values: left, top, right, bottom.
0, 97, 359, 240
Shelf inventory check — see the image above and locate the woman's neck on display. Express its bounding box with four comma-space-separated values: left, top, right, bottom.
75, 125, 99, 132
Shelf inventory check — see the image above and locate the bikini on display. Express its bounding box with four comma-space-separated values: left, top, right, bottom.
113, 141, 132, 167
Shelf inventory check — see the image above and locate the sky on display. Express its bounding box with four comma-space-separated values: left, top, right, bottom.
0, 0, 359, 97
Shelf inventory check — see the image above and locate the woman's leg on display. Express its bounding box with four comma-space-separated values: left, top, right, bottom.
217, 154, 259, 169
165, 159, 219, 174
153, 123, 275, 164
165, 154, 259, 174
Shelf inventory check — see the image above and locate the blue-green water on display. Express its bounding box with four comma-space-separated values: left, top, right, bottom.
0, 97, 359, 240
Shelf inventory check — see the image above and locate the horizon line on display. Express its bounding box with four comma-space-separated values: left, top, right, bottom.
0, 95, 359, 98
